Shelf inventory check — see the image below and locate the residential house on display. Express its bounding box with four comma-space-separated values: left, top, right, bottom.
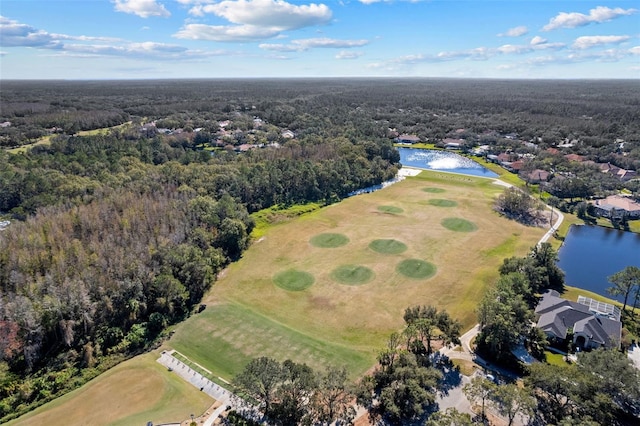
395, 134, 420, 144
281, 129, 295, 139
564, 153, 585, 162
591, 195, 640, 219
442, 138, 464, 150
523, 169, 551, 184
599, 163, 638, 182
535, 290, 622, 350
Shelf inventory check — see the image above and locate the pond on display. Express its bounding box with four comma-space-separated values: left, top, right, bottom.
398, 147, 498, 178
557, 225, 640, 302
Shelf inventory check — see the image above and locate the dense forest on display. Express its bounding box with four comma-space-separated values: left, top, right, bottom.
0, 79, 639, 420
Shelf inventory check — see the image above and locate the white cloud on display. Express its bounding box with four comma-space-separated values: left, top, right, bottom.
113, 0, 170, 18
498, 26, 528, 37
174, 24, 281, 42
498, 44, 530, 54
336, 50, 363, 59
572, 35, 630, 50
178, 0, 333, 42
629, 46, 640, 55
197, 0, 331, 30
0, 16, 225, 60
543, 6, 637, 31
530, 36, 547, 45
0, 16, 61, 48
259, 37, 368, 52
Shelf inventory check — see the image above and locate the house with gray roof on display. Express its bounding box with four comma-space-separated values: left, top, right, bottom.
535, 290, 621, 350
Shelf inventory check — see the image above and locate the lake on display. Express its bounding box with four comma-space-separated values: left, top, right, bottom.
398, 147, 498, 178
557, 225, 640, 302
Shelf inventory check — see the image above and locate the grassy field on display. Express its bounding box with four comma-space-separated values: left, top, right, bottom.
12, 170, 548, 423
8, 352, 212, 426
168, 171, 545, 381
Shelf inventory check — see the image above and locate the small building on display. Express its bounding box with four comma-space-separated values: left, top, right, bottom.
281, 129, 295, 139
564, 153, 585, 162
535, 290, 622, 350
591, 195, 640, 219
442, 138, 464, 150
523, 169, 551, 184
395, 134, 420, 144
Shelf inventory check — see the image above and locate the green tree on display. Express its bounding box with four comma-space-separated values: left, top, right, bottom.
233, 357, 285, 414
311, 367, 356, 425
607, 266, 640, 313
490, 383, 535, 426
358, 352, 442, 425
463, 376, 496, 422
425, 408, 473, 426
403, 305, 461, 356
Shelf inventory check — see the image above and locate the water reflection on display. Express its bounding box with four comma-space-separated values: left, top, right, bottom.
558, 225, 640, 301
398, 148, 498, 178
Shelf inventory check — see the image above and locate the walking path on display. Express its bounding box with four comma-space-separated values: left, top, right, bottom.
157, 350, 261, 425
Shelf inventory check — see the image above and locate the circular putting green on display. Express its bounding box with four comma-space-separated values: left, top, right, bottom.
369, 239, 408, 254
310, 233, 350, 248
331, 265, 375, 286
427, 199, 458, 207
273, 269, 315, 291
441, 217, 478, 232
397, 259, 437, 279
378, 205, 404, 214
422, 187, 445, 193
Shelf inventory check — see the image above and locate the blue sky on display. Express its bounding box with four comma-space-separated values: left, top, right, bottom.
1, 0, 638, 79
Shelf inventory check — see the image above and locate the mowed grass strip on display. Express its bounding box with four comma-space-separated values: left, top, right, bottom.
169, 303, 373, 381
7, 353, 212, 426
310, 232, 350, 248
397, 259, 437, 280
369, 238, 408, 254
331, 265, 375, 285
273, 269, 315, 291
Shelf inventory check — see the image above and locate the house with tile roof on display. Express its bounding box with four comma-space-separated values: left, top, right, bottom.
591, 195, 640, 219
535, 290, 622, 350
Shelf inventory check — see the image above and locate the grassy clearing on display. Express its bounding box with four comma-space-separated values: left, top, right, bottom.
175, 171, 543, 378
273, 269, 315, 291
369, 239, 408, 254
544, 351, 569, 367
396, 259, 437, 279
250, 202, 323, 239
310, 233, 350, 248
169, 303, 373, 381
8, 352, 212, 426
25, 170, 546, 422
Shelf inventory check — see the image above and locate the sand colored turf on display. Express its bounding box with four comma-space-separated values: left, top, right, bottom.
172, 171, 544, 379
8, 352, 212, 426
422, 187, 446, 193
428, 199, 458, 207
